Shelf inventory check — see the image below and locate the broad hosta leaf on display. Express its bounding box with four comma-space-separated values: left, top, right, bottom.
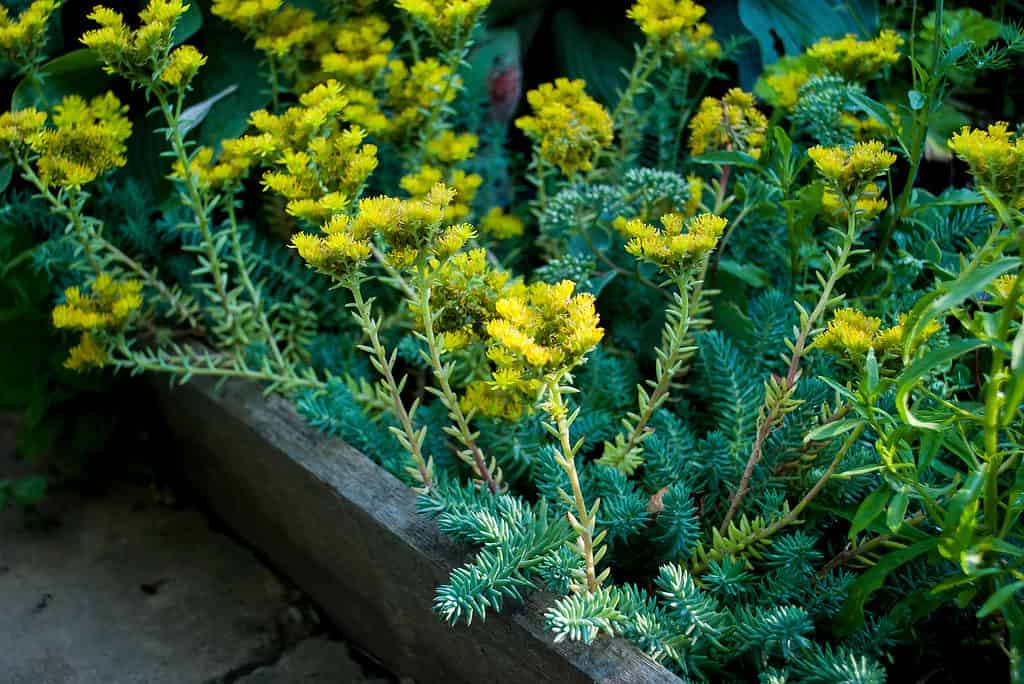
738, 0, 876, 66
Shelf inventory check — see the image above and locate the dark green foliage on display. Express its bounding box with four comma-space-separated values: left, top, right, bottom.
695, 331, 763, 449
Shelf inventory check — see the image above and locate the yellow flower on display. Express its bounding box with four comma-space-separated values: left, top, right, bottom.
253, 6, 328, 58
480, 207, 524, 240
0, 0, 60, 69
806, 30, 903, 81
515, 78, 613, 176
396, 0, 490, 45
251, 82, 379, 224
808, 140, 896, 199
27, 92, 133, 188
82, 1, 192, 80
319, 15, 392, 85
618, 212, 726, 275
383, 58, 458, 143
821, 182, 888, 225
290, 210, 378, 281
486, 280, 603, 381
401, 165, 481, 224
425, 131, 479, 164
416, 248, 521, 353
812, 309, 940, 364
210, 0, 282, 28
52, 274, 143, 332
948, 123, 1024, 209
64, 332, 108, 371
990, 274, 1023, 305
160, 44, 206, 86
627, 0, 706, 41
460, 380, 532, 421
688, 88, 767, 159
0, 108, 47, 158
761, 63, 815, 110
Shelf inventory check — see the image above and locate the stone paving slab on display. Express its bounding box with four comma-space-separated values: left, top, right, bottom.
0, 414, 396, 684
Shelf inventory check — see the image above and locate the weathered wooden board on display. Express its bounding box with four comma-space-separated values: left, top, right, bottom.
153, 377, 681, 684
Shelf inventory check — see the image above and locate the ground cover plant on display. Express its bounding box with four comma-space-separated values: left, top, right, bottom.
1, 0, 1023, 680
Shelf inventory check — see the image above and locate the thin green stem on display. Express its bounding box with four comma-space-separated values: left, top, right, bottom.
546, 377, 603, 593
347, 281, 433, 489
416, 266, 498, 493
722, 210, 860, 532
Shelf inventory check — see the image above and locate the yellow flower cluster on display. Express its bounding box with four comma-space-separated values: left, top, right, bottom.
806, 30, 904, 82
426, 131, 479, 164
209, 0, 282, 29
253, 6, 328, 59
460, 381, 531, 421
948, 123, 1024, 209
0, 0, 59, 68
400, 165, 482, 223
991, 274, 1023, 304
480, 207, 525, 239
618, 212, 727, 274
627, 0, 720, 64
486, 280, 604, 384
0, 108, 46, 158
15, 92, 133, 188
81, 1, 195, 82
52, 274, 144, 370
172, 135, 266, 192
762, 64, 814, 110
52, 274, 143, 331
290, 211, 375, 281
293, 185, 470, 272
320, 15, 393, 86
808, 140, 896, 199
160, 44, 206, 86
396, 0, 490, 44
627, 0, 706, 40
516, 78, 614, 176
688, 88, 767, 159
245, 81, 379, 223
821, 182, 888, 224
812, 308, 939, 363
383, 58, 458, 143
423, 248, 523, 352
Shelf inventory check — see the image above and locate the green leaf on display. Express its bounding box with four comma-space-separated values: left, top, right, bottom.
12, 49, 110, 111
907, 89, 926, 110
12, 475, 47, 506
886, 489, 909, 532
835, 537, 940, 633
850, 486, 890, 539
938, 466, 986, 565
717, 259, 771, 287
178, 84, 238, 136
690, 150, 761, 168
977, 581, 1024, 619
804, 417, 860, 443
738, 0, 863, 65
0, 162, 11, 194
896, 338, 988, 429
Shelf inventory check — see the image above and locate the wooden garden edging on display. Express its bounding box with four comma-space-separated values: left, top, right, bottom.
153, 377, 681, 684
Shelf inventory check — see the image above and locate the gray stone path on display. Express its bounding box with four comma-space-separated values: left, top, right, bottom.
0, 415, 397, 684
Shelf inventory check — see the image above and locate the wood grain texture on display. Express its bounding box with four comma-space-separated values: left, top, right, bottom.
153, 377, 681, 684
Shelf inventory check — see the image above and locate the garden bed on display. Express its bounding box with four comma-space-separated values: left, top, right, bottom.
152, 376, 680, 684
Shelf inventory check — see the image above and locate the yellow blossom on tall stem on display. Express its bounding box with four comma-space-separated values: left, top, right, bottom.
516, 78, 614, 177
806, 30, 904, 82
0, 0, 60, 75
808, 140, 897, 200
688, 88, 768, 159
396, 0, 490, 47
618, 212, 727, 277
948, 123, 1024, 210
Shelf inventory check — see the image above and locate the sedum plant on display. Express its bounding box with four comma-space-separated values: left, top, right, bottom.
2, 0, 1023, 681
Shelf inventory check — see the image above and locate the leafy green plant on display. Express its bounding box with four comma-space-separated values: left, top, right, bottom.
1, 0, 1022, 681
